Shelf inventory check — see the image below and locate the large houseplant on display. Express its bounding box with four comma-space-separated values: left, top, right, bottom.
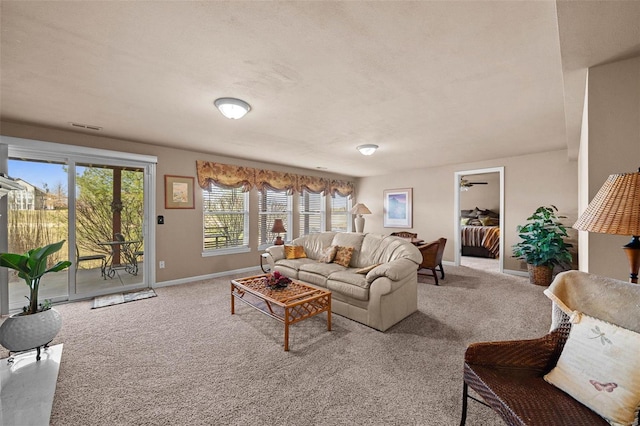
512, 206, 573, 286
0, 240, 71, 359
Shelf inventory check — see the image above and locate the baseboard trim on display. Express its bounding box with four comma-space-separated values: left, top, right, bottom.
154, 265, 262, 288
503, 269, 529, 277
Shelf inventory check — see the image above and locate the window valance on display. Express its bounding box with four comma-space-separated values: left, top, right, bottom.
195, 160, 355, 198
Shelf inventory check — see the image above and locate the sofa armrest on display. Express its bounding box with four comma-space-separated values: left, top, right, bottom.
464, 330, 565, 372
366, 258, 418, 283
265, 245, 285, 262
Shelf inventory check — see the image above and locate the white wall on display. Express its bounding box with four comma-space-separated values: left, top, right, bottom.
583, 56, 640, 281
460, 172, 500, 214
356, 149, 578, 272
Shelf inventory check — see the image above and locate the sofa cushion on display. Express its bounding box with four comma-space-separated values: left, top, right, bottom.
331, 233, 365, 265
300, 262, 345, 276
292, 232, 336, 260
357, 234, 422, 268
329, 270, 371, 289
276, 258, 316, 270
334, 246, 355, 267
284, 245, 307, 259
327, 278, 369, 301
317, 245, 338, 263
298, 270, 329, 287
544, 314, 640, 426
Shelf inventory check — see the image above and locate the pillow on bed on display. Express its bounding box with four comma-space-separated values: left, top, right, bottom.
468, 218, 483, 226
461, 218, 470, 226
461, 209, 474, 218
479, 216, 499, 226
481, 209, 500, 219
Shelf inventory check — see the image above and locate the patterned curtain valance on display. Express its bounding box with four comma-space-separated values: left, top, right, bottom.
195, 160, 354, 198
297, 175, 329, 195
330, 180, 355, 199
254, 169, 297, 194
196, 160, 254, 191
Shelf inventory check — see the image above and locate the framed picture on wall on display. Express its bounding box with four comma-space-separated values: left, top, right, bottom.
383, 188, 413, 228
165, 175, 195, 209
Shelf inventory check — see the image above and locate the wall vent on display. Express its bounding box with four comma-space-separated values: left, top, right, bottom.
69, 122, 102, 131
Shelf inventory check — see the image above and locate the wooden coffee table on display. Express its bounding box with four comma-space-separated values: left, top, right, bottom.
230, 274, 332, 351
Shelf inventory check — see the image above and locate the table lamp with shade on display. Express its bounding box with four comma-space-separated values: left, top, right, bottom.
573, 168, 640, 283
271, 219, 287, 245
351, 203, 372, 233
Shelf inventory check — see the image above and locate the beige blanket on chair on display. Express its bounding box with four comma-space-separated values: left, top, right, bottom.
544, 270, 640, 333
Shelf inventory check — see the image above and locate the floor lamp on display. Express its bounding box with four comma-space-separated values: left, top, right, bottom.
573, 168, 640, 283
351, 203, 371, 233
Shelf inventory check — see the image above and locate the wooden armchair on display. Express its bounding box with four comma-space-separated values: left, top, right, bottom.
417, 237, 446, 285
390, 231, 418, 238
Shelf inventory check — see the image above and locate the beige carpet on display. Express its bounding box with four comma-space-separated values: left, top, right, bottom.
35, 265, 551, 425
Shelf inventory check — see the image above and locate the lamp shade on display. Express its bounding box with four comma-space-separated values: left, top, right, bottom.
271, 219, 287, 234
573, 170, 640, 236
350, 203, 372, 215
214, 97, 251, 119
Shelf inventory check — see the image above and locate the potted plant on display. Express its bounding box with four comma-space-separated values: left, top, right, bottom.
0, 240, 71, 360
512, 206, 573, 286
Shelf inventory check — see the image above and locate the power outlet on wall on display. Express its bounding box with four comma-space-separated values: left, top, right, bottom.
159, 261, 165, 269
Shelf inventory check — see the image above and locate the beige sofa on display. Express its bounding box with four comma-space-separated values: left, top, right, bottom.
264, 232, 422, 331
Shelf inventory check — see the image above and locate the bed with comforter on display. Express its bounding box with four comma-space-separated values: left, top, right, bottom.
461, 207, 500, 258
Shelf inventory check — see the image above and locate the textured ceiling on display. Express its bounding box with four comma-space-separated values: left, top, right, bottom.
1, 1, 638, 177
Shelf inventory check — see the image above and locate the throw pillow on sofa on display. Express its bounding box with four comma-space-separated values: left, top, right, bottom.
333, 246, 354, 267
284, 245, 307, 259
318, 245, 338, 263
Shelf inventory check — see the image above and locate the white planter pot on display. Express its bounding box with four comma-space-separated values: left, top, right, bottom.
0, 308, 62, 355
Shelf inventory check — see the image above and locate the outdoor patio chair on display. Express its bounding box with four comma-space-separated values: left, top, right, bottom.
75, 244, 106, 279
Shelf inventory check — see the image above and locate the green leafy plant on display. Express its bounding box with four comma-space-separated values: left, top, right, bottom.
0, 240, 71, 315
512, 205, 573, 268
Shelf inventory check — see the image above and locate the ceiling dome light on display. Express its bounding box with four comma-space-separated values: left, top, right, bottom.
214, 97, 251, 119
357, 144, 379, 156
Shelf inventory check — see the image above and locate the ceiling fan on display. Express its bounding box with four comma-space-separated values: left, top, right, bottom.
460, 177, 488, 190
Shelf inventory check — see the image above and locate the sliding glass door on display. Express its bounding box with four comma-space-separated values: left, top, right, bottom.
74, 163, 145, 296
1, 137, 156, 314
6, 159, 69, 311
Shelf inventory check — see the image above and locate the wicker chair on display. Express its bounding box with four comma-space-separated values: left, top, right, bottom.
390, 231, 418, 238
460, 309, 610, 425
416, 238, 446, 285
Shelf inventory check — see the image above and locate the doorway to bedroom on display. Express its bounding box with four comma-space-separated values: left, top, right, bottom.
454, 167, 504, 273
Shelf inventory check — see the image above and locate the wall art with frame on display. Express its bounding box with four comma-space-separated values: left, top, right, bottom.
383, 188, 413, 228
165, 175, 195, 209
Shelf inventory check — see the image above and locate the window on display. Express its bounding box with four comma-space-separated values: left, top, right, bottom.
258, 189, 291, 247
203, 184, 249, 251
299, 190, 325, 236
331, 194, 352, 232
